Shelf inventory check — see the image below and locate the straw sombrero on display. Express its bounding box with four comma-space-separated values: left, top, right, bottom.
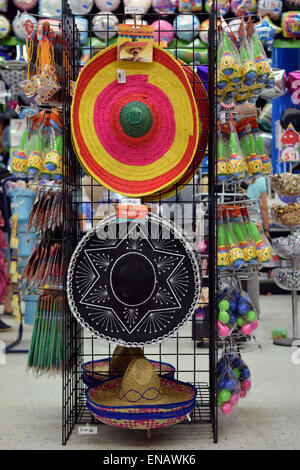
71, 44, 199, 197
67, 213, 201, 347
82, 346, 175, 382
85, 357, 196, 412
145, 61, 209, 201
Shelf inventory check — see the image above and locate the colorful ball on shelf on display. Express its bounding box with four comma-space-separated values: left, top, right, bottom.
205, 0, 231, 15
95, 0, 120, 11
178, 0, 202, 11
151, 20, 175, 46
152, 0, 177, 15
13, 0, 38, 10
69, 0, 94, 14
75, 16, 89, 45
174, 14, 200, 42
0, 14, 10, 39
92, 11, 119, 41
231, 0, 256, 16
38, 0, 62, 18
12, 13, 37, 41
123, 0, 152, 13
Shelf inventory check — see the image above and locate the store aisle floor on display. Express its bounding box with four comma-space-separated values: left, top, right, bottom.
0, 294, 300, 451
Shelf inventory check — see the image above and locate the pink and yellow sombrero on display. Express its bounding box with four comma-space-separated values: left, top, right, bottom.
71, 44, 200, 197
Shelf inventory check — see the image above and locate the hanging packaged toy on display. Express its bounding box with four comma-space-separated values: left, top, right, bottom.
43, 108, 62, 181
228, 351, 252, 398
10, 128, 28, 178
222, 206, 245, 270
240, 206, 272, 264
218, 209, 230, 272
217, 133, 228, 182
217, 353, 241, 414
226, 122, 246, 181
227, 206, 257, 265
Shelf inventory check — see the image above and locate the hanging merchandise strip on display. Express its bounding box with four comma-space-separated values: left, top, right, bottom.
27, 291, 63, 376
21, 240, 63, 293
27, 185, 65, 235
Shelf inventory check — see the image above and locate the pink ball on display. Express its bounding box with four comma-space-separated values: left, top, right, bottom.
221, 402, 233, 415
229, 393, 239, 406
251, 320, 258, 330
218, 320, 231, 337
241, 323, 253, 335
13, 0, 38, 10
151, 20, 175, 46
242, 379, 251, 391
239, 390, 247, 398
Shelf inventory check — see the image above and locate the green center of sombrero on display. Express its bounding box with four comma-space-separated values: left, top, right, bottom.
119, 101, 153, 138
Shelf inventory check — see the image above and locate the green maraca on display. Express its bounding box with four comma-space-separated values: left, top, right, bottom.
256, 134, 272, 175
227, 132, 245, 180
230, 209, 257, 265
240, 46, 257, 88
252, 35, 271, 85
217, 137, 228, 182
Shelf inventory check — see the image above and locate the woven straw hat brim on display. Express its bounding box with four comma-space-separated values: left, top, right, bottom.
82, 359, 175, 380
144, 61, 209, 201
85, 376, 197, 409
71, 44, 199, 197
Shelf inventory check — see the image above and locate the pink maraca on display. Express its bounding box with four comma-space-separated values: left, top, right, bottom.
221, 402, 233, 415
218, 320, 231, 337
241, 323, 253, 335
229, 393, 239, 406
251, 320, 258, 330
239, 389, 247, 398
242, 379, 251, 391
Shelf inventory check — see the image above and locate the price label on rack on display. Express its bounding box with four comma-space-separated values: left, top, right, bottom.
124, 6, 145, 14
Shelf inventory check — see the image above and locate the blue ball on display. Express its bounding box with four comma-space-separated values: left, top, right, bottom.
233, 357, 243, 368
240, 368, 251, 379
229, 299, 237, 312
238, 302, 250, 315
218, 377, 227, 389
225, 379, 236, 391
229, 313, 237, 324
232, 290, 240, 302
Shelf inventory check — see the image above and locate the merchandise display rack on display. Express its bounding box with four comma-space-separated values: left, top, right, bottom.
61, 2, 218, 446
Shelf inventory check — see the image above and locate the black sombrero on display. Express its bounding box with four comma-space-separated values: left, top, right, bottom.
67, 213, 201, 347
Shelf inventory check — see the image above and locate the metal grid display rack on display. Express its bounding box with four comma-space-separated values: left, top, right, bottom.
61, 1, 218, 446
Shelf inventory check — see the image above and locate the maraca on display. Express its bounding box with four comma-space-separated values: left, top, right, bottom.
227, 133, 246, 180
28, 135, 43, 178
11, 129, 28, 178
242, 134, 263, 176
217, 136, 228, 182
44, 135, 62, 181
240, 46, 257, 87
256, 134, 272, 175
229, 207, 257, 264
223, 221, 245, 270
218, 218, 230, 271
246, 216, 272, 264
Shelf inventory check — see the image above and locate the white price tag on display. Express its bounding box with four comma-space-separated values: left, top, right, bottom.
121, 198, 141, 205
117, 69, 126, 84
10, 119, 26, 148
78, 425, 98, 435
124, 6, 145, 14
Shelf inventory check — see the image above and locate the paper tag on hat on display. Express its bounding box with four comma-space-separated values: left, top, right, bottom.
117, 203, 148, 223
118, 24, 154, 63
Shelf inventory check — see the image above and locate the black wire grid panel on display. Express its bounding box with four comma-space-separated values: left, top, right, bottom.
61, 1, 218, 446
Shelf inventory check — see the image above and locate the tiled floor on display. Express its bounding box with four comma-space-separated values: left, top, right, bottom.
0, 294, 300, 450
